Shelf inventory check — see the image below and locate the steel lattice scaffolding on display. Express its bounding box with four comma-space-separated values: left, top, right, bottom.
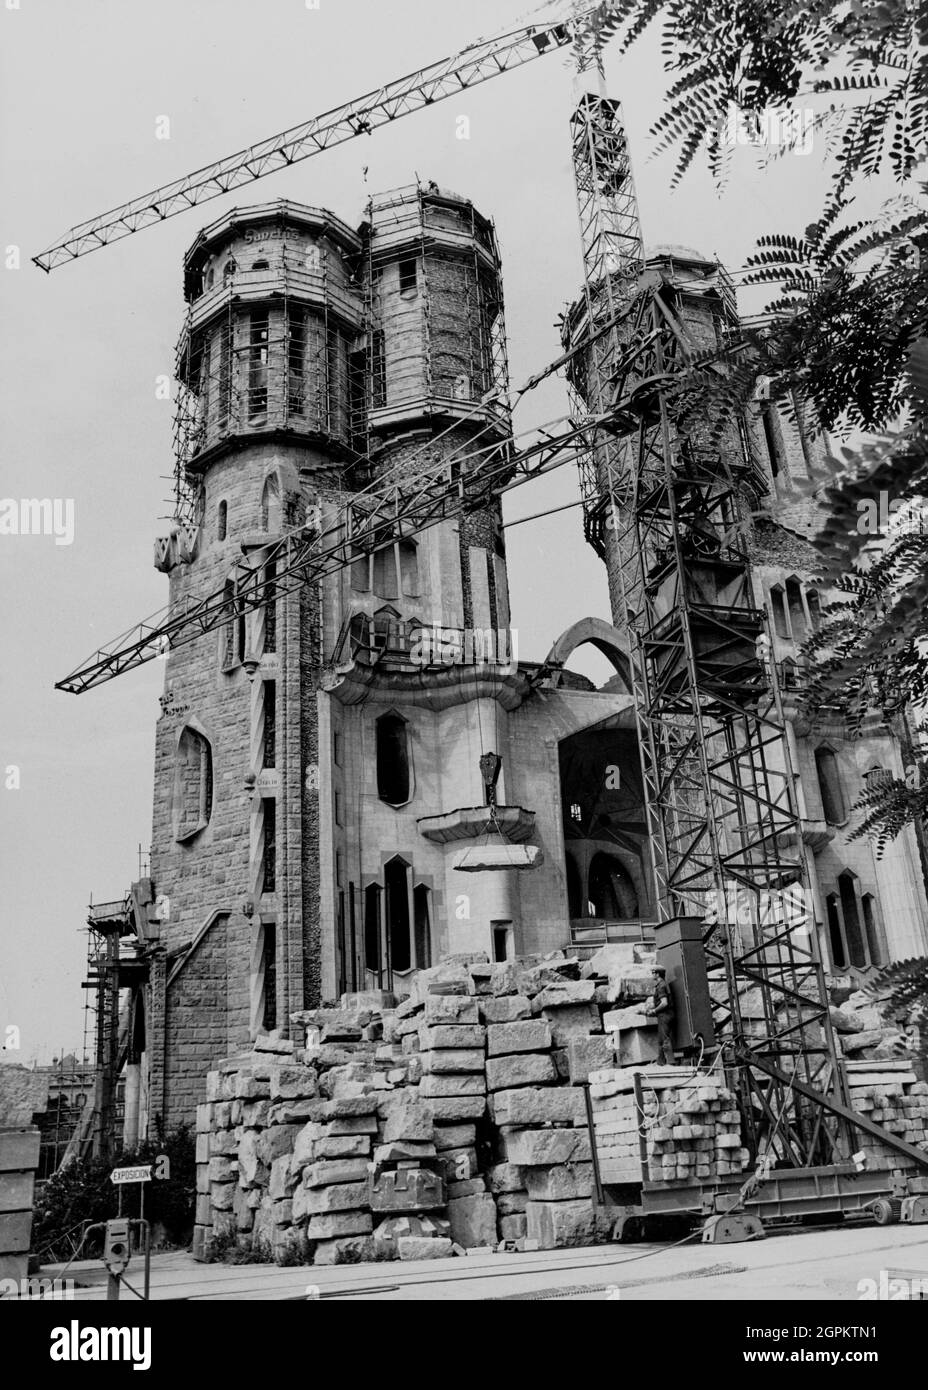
565, 86, 852, 1168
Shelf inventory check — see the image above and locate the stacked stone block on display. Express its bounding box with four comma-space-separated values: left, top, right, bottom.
590, 1067, 748, 1184
847, 1064, 928, 1170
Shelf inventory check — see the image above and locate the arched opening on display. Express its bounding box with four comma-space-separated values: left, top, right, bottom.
222, 259, 236, 285
862, 893, 887, 968
769, 584, 790, 640
588, 852, 639, 919
376, 712, 410, 805
384, 857, 411, 974
838, 871, 866, 968
372, 545, 398, 600
826, 893, 845, 969
815, 746, 845, 824
221, 579, 238, 669
398, 540, 419, 597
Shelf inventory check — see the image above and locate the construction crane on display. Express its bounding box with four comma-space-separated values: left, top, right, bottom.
39, 3, 928, 1219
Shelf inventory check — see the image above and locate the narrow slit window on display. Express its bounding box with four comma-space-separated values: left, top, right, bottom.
173, 725, 213, 842
288, 308, 305, 416
217, 500, 227, 542
414, 884, 432, 970
262, 798, 277, 894
364, 884, 381, 974
222, 579, 237, 668
760, 402, 780, 478
399, 258, 418, 294
263, 680, 276, 770
385, 857, 411, 973
261, 923, 277, 1032
263, 560, 277, 654
371, 329, 386, 410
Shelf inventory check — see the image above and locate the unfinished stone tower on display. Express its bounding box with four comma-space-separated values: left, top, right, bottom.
138, 186, 646, 1132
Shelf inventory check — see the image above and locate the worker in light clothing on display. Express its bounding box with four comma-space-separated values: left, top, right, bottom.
647, 967, 676, 1065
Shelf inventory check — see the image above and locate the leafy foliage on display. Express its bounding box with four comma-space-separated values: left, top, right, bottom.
579, 0, 928, 850
865, 956, 928, 1064
32, 1123, 196, 1265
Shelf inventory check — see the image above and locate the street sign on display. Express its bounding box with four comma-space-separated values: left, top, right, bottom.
110, 1164, 152, 1185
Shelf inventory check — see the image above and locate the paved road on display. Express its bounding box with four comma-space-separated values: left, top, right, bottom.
47, 1221, 928, 1301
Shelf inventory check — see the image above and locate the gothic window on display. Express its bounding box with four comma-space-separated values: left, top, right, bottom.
217, 500, 227, 541
173, 724, 213, 842
221, 579, 238, 669
815, 746, 845, 824
806, 587, 821, 629
786, 578, 807, 641
385, 857, 411, 973
838, 870, 866, 969
376, 712, 410, 806
414, 884, 432, 970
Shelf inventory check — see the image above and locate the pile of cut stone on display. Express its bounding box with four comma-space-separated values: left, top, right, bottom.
846, 1061, 928, 1170
590, 1066, 747, 1184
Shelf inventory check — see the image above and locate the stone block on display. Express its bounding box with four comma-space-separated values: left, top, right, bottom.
566, 1035, 616, 1084
304, 1158, 371, 1187
209, 1130, 237, 1157
542, 1003, 602, 1046
327, 1115, 380, 1136
433, 1124, 477, 1151
438, 1148, 478, 1182
196, 1103, 212, 1134
240, 1099, 271, 1128
421, 1049, 487, 1074
524, 1163, 593, 1201
237, 1131, 268, 1188
428, 1095, 487, 1122
207, 1155, 236, 1184
418, 1024, 486, 1050
377, 1092, 435, 1142
499, 1214, 527, 1242
531, 981, 596, 1013
373, 1141, 437, 1164
526, 1199, 596, 1249
486, 1053, 557, 1091
489, 1087, 586, 1127
618, 1028, 660, 1066
424, 995, 480, 1026
372, 1213, 451, 1259
603, 1007, 650, 1032
269, 1066, 318, 1102
369, 1167, 444, 1213
448, 1177, 486, 1199
234, 1072, 271, 1101
312, 1235, 375, 1265
501, 1127, 593, 1166
447, 1192, 498, 1248
496, 1192, 528, 1215
300, 1180, 369, 1215
397, 1236, 454, 1261
0, 1068, 48, 1126
268, 1099, 323, 1126
486, 1020, 553, 1056
419, 1073, 487, 1098
195, 1134, 209, 1165
486, 1162, 524, 1194
256, 1125, 301, 1166
480, 995, 532, 1024
269, 1154, 299, 1200
210, 1181, 234, 1212
306, 1211, 374, 1240
585, 944, 638, 979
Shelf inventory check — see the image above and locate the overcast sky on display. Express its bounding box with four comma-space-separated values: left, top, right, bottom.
0, 0, 896, 1064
